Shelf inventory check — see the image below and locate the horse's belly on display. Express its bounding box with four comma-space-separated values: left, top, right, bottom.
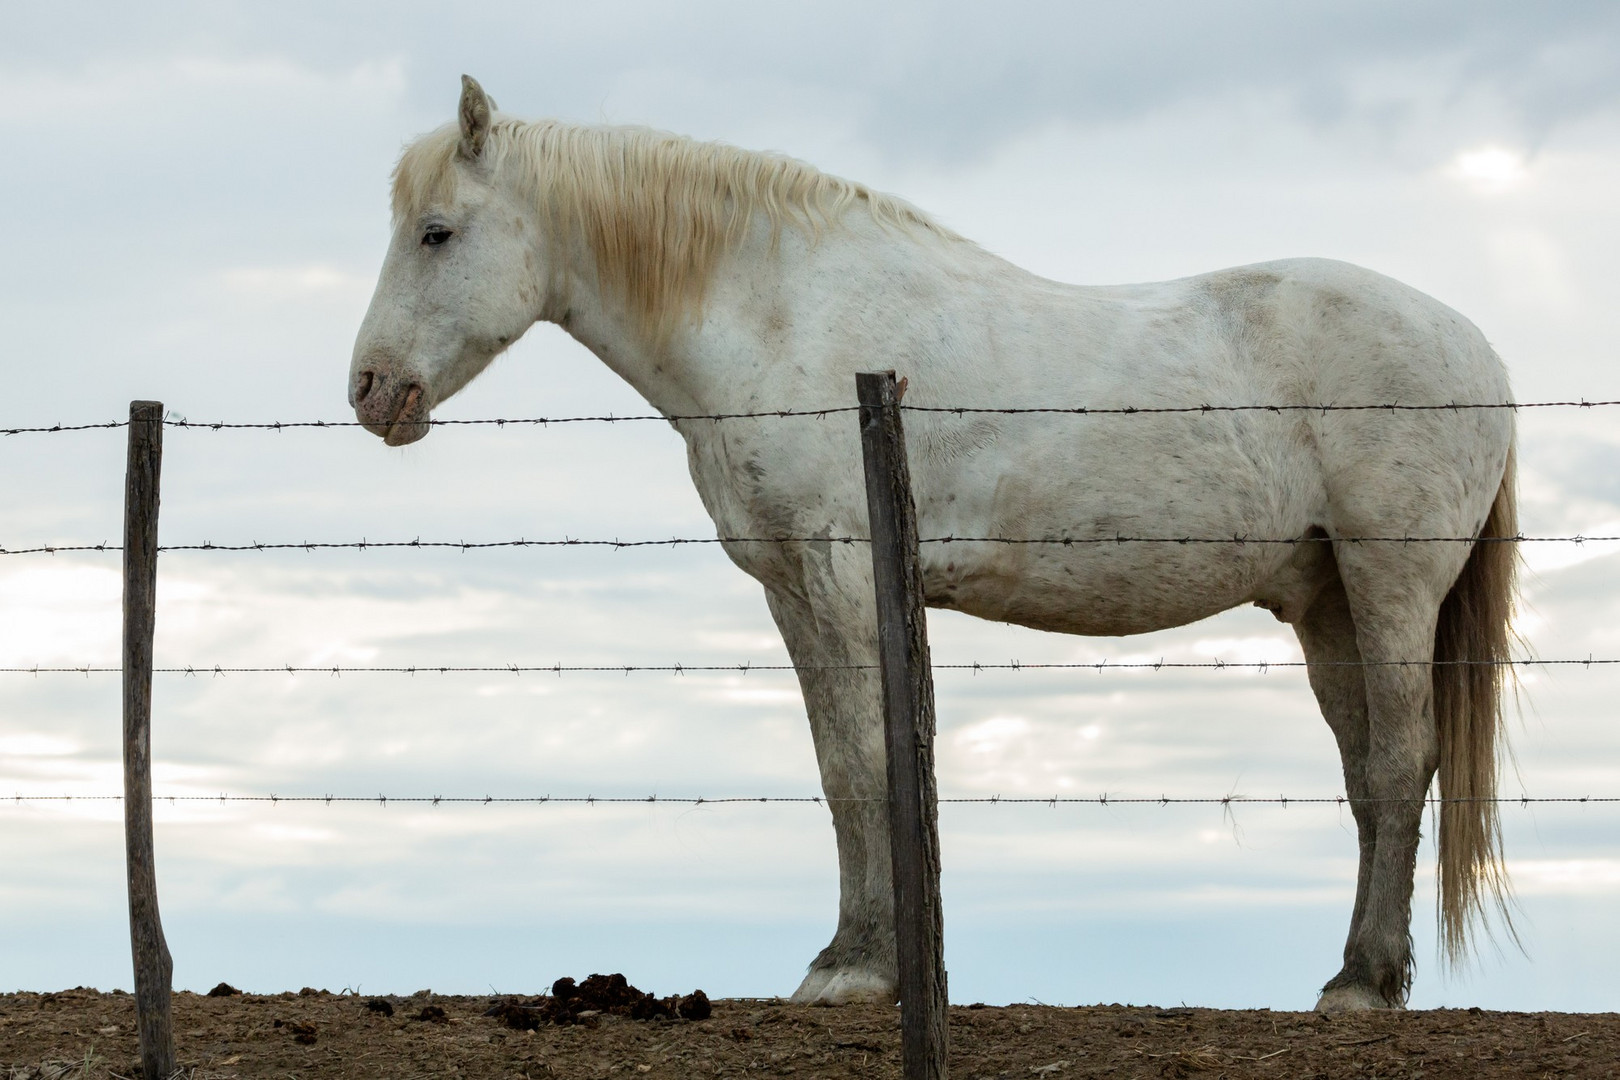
912, 430, 1322, 635
924, 543, 1290, 636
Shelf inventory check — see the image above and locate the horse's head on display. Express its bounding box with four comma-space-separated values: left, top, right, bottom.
349, 76, 543, 445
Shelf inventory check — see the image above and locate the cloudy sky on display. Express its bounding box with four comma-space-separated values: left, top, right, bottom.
5, 2, 1620, 1011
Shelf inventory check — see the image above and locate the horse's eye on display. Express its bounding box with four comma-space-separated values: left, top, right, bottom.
422, 228, 453, 246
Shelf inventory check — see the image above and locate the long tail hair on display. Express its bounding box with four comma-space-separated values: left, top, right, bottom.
1432, 446, 1518, 962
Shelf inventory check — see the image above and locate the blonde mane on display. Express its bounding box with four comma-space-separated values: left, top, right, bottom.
392, 119, 955, 343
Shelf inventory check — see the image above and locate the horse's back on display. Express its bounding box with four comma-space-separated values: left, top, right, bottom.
1034, 256, 1506, 405
894, 255, 1513, 635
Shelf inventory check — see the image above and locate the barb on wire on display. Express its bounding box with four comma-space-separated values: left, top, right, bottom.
6, 793, 1618, 807
5, 532, 1619, 557
2, 656, 1615, 676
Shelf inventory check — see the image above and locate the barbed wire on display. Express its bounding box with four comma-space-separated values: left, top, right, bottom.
0, 409, 859, 436
2, 657, 1615, 676
5, 793, 1617, 807
6, 398, 1620, 437
1, 420, 129, 435
3, 532, 1616, 557
0, 537, 846, 556
902, 400, 1620, 416
164, 409, 863, 430
914, 533, 1596, 546
9, 396, 1620, 440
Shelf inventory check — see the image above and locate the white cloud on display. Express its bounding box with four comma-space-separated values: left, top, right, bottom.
956, 715, 1033, 757
1190, 636, 1302, 669
0, 55, 406, 125
1510, 858, 1620, 895
0, 733, 80, 757
1453, 146, 1532, 193
0, 565, 121, 665
219, 265, 375, 304
1522, 524, 1620, 574
1485, 228, 1580, 314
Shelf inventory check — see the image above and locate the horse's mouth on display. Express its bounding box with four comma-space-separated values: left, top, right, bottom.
382, 385, 430, 446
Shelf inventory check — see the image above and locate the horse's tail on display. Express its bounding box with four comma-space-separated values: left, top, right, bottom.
1433, 444, 1518, 963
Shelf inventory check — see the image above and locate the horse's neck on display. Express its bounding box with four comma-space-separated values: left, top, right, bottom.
549, 213, 985, 423
550, 270, 695, 416
546, 216, 801, 418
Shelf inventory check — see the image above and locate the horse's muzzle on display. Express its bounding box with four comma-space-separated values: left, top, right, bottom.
353, 367, 431, 446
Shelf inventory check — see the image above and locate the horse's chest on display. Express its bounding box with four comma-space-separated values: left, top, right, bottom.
682, 430, 856, 570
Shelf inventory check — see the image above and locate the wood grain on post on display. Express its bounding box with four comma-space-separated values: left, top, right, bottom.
857, 371, 948, 1080
124, 400, 175, 1080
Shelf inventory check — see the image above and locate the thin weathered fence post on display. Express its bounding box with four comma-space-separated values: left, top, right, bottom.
857, 370, 948, 1080
124, 400, 175, 1080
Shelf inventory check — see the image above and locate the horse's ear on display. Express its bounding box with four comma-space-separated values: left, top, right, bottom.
458, 74, 492, 160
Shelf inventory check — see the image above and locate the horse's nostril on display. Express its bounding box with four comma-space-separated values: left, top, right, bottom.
355, 370, 376, 402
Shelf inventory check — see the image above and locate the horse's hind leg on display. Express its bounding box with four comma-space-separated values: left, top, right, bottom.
1294, 568, 1384, 1008
1309, 543, 1455, 1010
763, 574, 898, 1005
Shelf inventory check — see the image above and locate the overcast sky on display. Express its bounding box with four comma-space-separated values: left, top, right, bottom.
5, 2, 1620, 1011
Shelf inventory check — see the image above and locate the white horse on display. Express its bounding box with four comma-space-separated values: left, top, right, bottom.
350, 77, 1517, 1012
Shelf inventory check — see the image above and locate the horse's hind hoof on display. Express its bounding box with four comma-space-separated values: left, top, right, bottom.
1315, 985, 1398, 1014
789, 967, 897, 1005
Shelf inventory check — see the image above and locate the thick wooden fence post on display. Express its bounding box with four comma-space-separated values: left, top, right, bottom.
124, 400, 175, 1080
857, 371, 948, 1080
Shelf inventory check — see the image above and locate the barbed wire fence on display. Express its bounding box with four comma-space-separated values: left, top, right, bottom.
4, 393, 1618, 805
6, 389, 1620, 1071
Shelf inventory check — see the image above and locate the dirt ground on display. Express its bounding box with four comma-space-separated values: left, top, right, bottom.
4, 984, 1618, 1079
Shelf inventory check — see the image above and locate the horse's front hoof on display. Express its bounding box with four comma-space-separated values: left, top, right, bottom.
1315, 985, 1399, 1014
790, 967, 897, 1005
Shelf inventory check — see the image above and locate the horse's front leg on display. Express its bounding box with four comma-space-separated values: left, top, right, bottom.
763, 569, 897, 1004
